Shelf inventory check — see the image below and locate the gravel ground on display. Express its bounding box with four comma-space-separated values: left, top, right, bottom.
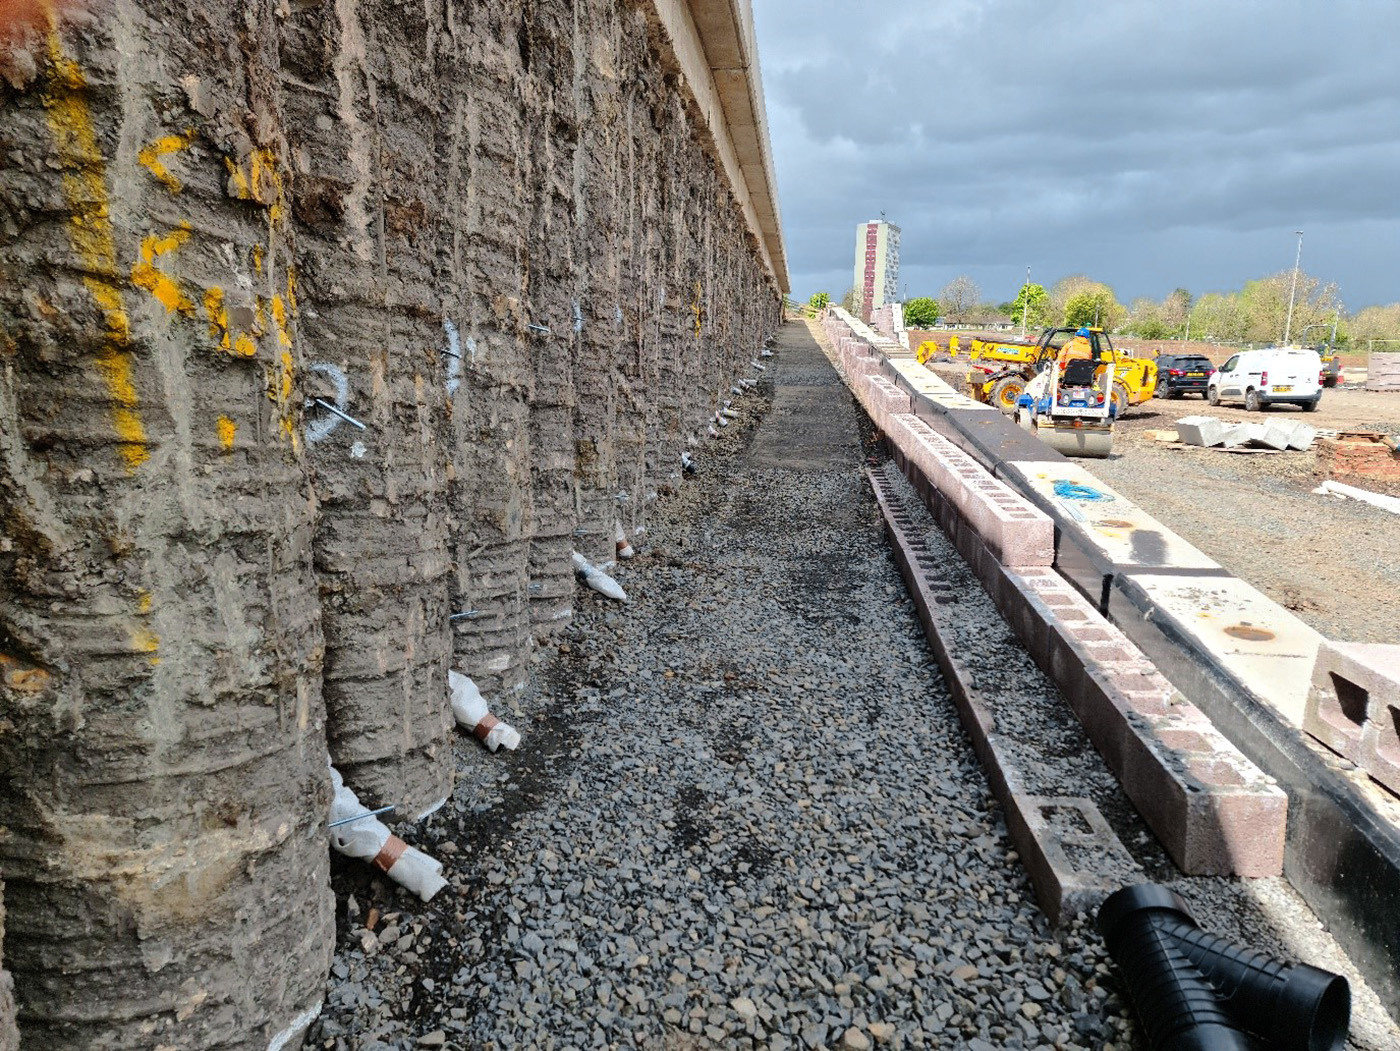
306, 324, 1398, 1051
923, 361, 1400, 645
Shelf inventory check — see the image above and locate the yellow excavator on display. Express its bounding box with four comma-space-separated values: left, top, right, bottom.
967, 327, 1156, 416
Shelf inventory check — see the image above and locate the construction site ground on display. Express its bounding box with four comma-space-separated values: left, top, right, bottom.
922, 362, 1400, 647
308, 324, 1400, 1051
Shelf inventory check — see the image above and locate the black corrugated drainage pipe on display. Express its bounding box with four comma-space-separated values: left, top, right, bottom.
1097, 885, 1351, 1051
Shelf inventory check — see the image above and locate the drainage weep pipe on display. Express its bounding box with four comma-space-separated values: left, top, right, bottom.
1097, 885, 1350, 1051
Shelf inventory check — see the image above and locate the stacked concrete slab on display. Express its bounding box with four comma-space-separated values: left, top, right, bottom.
1368, 352, 1400, 391
1176, 415, 1315, 451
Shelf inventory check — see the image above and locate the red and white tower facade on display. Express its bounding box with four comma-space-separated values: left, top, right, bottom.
853, 219, 901, 322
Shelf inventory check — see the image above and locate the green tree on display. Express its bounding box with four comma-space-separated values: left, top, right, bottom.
1062, 282, 1124, 330
939, 275, 981, 320
903, 296, 939, 327
808, 291, 831, 311
1190, 291, 1246, 342
1238, 271, 1339, 344
1163, 288, 1192, 336
1350, 303, 1400, 344
839, 287, 857, 314
1126, 297, 1169, 339
1009, 283, 1050, 328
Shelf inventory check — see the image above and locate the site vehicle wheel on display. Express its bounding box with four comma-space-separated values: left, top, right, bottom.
1303, 397, 1320, 412
1111, 382, 1130, 416
1155, 379, 1168, 399
990, 377, 1025, 414
1207, 385, 1220, 406
1323, 377, 1338, 388
1245, 388, 1263, 412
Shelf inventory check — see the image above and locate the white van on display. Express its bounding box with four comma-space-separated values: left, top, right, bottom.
1207, 347, 1323, 412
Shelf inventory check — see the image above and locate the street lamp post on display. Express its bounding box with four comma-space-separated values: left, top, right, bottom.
1020, 265, 1030, 340
1283, 230, 1304, 345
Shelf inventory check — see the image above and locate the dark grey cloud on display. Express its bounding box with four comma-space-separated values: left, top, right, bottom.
753, 0, 1400, 308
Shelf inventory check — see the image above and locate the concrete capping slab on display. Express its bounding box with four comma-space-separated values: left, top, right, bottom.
868, 468, 1140, 924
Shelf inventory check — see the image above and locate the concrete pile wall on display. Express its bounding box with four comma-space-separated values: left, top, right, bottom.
0, 0, 781, 1047
1, 879, 15, 1051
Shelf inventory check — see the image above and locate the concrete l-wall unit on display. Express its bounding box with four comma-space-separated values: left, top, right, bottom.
822, 308, 1400, 1020
0, 1, 785, 1046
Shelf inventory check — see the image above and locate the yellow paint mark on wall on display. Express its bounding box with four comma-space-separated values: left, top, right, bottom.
130, 626, 161, 664
0, 653, 53, 694
136, 590, 153, 614
285, 266, 298, 313
692, 279, 703, 338
225, 147, 285, 223
204, 286, 228, 349
216, 415, 236, 449
138, 129, 196, 193
251, 243, 264, 275
132, 226, 196, 315
41, 32, 149, 472
263, 350, 299, 452
270, 294, 292, 349
202, 286, 256, 358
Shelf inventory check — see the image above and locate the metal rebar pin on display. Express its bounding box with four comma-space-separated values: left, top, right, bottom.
327, 804, 395, 828
441, 348, 463, 360
526, 323, 551, 334
450, 610, 480, 621
310, 399, 367, 430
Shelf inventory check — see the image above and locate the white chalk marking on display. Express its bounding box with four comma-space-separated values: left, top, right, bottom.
267, 1002, 323, 1051
443, 318, 463, 396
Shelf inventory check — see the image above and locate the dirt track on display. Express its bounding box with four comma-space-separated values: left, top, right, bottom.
925, 362, 1400, 645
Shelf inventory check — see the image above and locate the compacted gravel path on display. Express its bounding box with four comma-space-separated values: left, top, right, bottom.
307, 323, 1398, 1051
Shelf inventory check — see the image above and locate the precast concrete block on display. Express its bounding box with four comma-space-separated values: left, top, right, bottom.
1255, 423, 1293, 451
867, 375, 913, 427
1226, 422, 1260, 447
1175, 416, 1225, 447
1305, 642, 1400, 795
1287, 422, 1317, 451
1000, 566, 1287, 876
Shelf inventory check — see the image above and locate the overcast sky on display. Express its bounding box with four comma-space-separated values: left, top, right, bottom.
752, 0, 1400, 311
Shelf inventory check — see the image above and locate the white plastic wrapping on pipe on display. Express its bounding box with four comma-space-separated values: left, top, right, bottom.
615, 521, 635, 559
448, 669, 522, 751
571, 550, 628, 601
328, 766, 448, 902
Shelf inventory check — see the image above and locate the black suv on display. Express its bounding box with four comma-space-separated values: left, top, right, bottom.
1154, 354, 1215, 398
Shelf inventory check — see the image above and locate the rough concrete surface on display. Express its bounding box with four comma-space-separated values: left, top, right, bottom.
0, 879, 15, 1051
1, 0, 779, 1047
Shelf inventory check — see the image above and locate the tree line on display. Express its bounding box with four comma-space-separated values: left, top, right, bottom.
815, 273, 1400, 347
